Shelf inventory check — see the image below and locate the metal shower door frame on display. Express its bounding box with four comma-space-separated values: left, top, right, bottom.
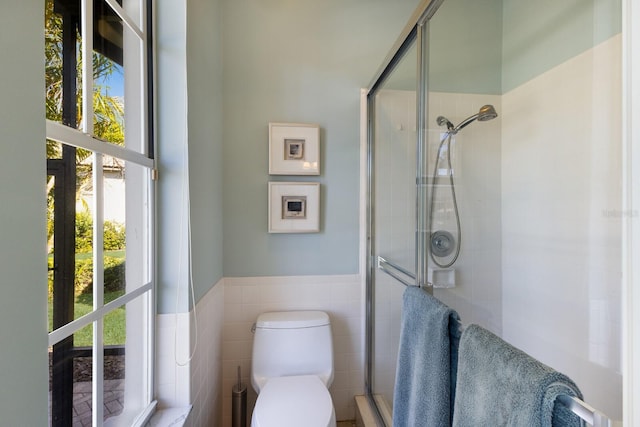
363, 0, 445, 424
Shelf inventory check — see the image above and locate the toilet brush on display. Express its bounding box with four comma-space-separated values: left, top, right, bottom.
232, 365, 247, 427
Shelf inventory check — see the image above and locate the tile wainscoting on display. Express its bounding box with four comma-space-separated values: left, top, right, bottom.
156, 279, 225, 427
156, 275, 364, 427
222, 274, 364, 426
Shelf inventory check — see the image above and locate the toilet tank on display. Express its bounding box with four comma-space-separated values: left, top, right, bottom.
251, 311, 334, 393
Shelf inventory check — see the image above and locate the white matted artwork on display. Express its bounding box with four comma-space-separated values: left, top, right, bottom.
268, 182, 320, 233
269, 122, 320, 175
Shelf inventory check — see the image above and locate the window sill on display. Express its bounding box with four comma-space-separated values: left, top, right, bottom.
146, 406, 192, 427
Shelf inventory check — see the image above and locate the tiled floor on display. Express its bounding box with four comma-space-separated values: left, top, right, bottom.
49, 380, 124, 427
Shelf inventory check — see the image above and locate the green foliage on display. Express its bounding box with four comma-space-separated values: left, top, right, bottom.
103, 258, 126, 292
74, 258, 92, 294
48, 290, 126, 345
75, 211, 93, 253
76, 256, 126, 295
47, 257, 55, 297
104, 220, 126, 251
73, 291, 126, 346
45, 0, 126, 255
48, 253, 126, 298
44, 0, 128, 348
75, 211, 126, 253
44, 0, 63, 127
45, 0, 125, 144
93, 89, 125, 144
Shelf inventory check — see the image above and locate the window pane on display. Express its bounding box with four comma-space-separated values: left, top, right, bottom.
103, 295, 152, 425
47, 174, 55, 333
93, 0, 126, 147
45, 0, 81, 130
103, 154, 128, 302
104, 312, 125, 422
93, 0, 147, 154
124, 160, 151, 291
47, 140, 62, 160
73, 333, 94, 425
47, 145, 91, 334
75, 154, 95, 336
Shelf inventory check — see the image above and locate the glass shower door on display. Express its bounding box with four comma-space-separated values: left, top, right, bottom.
367, 39, 418, 421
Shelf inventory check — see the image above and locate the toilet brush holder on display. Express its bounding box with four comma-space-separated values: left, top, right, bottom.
232, 366, 247, 427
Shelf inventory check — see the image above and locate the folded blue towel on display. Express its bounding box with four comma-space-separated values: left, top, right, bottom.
452, 324, 583, 427
393, 286, 462, 427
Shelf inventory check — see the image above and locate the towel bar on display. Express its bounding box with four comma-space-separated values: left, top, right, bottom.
378, 255, 612, 426
377, 256, 416, 287
557, 394, 611, 426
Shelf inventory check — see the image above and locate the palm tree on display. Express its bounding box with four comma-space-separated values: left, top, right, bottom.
45, 0, 125, 254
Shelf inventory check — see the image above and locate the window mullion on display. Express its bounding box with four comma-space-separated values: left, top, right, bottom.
93, 319, 105, 425
47, 283, 153, 348
141, 37, 150, 158
81, 0, 93, 136
105, 0, 144, 40
46, 120, 154, 168
92, 151, 105, 426
81, 0, 105, 424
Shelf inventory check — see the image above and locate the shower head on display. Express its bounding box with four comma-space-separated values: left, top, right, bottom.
477, 104, 498, 122
454, 104, 498, 133
437, 104, 498, 135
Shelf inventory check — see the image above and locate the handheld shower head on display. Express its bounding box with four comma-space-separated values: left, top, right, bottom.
477, 104, 498, 122
437, 104, 498, 134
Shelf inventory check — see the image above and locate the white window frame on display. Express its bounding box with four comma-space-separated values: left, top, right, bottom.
45, 0, 156, 425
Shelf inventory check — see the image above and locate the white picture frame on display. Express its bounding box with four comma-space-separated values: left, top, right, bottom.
269, 122, 320, 175
268, 182, 320, 233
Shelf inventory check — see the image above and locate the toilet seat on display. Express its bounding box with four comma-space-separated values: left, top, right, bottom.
251, 375, 336, 427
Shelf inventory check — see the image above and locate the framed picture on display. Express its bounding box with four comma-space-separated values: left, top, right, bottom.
269, 122, 320, 175
268, 182, 320, 233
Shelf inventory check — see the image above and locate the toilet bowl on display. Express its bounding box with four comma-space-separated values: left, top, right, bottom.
251, 375, 336, 427
251, 311, 336, 427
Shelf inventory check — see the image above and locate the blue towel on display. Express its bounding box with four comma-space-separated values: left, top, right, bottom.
393, 286, 462, 427
452, 324, 584, 427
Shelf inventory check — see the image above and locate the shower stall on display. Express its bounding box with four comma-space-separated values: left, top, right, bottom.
363, 0, 623, 424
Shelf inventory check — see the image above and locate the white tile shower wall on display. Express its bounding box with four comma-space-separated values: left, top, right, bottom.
370, 90, 502, 407
427, 92, 503, 335
501, 34, 622, 420
221, 275, 363, 426
375, 90, 417, 271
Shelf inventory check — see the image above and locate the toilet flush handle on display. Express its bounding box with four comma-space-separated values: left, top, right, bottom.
251, 323, 256, 334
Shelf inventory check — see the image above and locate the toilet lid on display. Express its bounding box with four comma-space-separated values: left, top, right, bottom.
252, 375, 335, 427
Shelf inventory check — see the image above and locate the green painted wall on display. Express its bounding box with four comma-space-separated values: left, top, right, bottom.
187, 0, 224, 303
503, 0, 621, 92
162, 0, 622, 304
221, 0, 421, 276
157, 0, 225, 313
0, 1, 49, 423
429, 0, 503, 94
425, 0, 621, 95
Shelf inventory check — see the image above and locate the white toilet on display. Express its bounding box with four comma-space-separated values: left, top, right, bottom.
251, 310, 336, 427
